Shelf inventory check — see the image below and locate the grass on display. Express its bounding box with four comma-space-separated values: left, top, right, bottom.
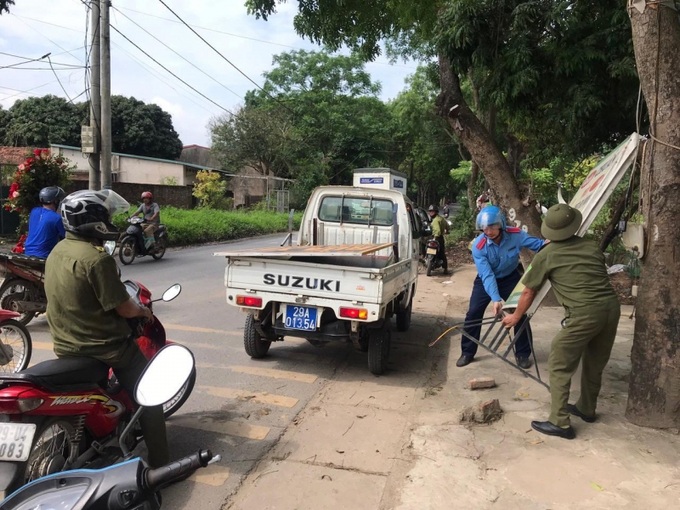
113, 207, 302, 247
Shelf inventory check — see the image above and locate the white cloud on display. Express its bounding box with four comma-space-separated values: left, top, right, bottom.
0, 0, 417, 146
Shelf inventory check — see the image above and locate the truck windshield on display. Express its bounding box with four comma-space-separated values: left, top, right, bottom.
318, 196, 394, 226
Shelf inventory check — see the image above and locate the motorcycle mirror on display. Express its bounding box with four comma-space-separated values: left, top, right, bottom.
161, 284, 181, 302
135, 344, 194, 407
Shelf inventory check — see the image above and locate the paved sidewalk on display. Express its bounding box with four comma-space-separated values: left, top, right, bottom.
224, 264, 680, 510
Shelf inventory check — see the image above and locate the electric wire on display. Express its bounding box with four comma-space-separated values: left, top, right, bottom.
47, 55, 74, 103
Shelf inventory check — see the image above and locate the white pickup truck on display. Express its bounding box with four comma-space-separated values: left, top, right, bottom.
216, 176, 423, 375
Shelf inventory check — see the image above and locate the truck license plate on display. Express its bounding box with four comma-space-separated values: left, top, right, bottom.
284, 305, 318, 331
0, 423, 36, 462
426, 247, 437, 255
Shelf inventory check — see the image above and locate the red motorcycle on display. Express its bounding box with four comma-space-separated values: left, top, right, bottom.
0, 252, 47, 326
0, 281, 195, 499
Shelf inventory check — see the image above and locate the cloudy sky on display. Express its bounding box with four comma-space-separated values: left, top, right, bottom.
0, 0, 418, 148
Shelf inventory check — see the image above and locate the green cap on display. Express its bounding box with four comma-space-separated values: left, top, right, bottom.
541, 204, 582, 241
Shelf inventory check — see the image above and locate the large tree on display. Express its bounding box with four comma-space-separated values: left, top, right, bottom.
245, 0, 637, 235
626, 4, 680, 428
0, 0, 13, 14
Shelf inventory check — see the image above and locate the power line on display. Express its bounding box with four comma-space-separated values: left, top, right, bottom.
47, 55, 74, 103
0, 51, 83, 68
109, 23, 233, 115
110, 5, 242, 101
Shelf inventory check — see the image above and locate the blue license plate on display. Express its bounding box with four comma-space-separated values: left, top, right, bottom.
284, 305, 317, 331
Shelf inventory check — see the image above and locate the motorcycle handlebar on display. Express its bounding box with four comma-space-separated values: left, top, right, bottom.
144, 450, 214, 490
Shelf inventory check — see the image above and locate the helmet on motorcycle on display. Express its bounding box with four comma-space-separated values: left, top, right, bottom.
39, 186, 66, 206
141, 191, 153, 200
427, 204, 439, 213
60, 189, 130, 240
476, 205, 506, 230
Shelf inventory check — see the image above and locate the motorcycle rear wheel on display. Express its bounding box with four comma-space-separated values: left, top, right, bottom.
0, 319, 32, 374
0, 280, 38, 326
163, 368, 196, 419
24, 419, 78, 484
426, 256, 434, 277
119, 237, 137, 265
151, 238, 167, 261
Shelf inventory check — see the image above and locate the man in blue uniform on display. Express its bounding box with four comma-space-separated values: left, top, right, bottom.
457, 205, 547, 368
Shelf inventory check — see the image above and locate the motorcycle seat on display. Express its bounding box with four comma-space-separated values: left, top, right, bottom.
0, 252, 46, 270
5, 357, 110, 392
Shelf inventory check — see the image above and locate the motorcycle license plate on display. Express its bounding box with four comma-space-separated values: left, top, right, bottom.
426, 248, 437, 255
0, 423, 36, 462
284, 305, 318, 331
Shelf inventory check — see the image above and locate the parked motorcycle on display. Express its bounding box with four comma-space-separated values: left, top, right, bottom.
118, 217, 168, 265
425, 237, 446, 276
0, 282, 194, 499
0, 344, 209, 509
0, 253, 47, 326
0, 310, 32, 375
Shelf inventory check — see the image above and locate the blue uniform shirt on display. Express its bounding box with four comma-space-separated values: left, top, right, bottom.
471, 227, 545, 302
24, 206, 66, 258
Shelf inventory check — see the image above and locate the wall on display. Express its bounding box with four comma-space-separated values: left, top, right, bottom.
66, 181, 193, 209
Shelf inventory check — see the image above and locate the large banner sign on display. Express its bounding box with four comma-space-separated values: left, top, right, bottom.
504, 132, 641, 312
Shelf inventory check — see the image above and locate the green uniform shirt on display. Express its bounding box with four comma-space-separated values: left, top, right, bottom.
521, 236, 617, 309
430, 215, 448, 237
45, 233, 132, 358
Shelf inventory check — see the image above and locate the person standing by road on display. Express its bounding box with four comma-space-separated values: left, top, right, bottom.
502, 204, 620, 440
24, 186, 66, 258
427, 204, 449, 275
457, 205, 546, 368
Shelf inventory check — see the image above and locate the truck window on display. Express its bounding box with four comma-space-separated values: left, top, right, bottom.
318, 196, 394, 226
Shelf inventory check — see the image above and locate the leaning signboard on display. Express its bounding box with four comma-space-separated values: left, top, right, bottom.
504, 132, 641, 312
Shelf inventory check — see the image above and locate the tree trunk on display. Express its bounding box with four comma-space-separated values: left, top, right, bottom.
435, 54, 542, 236
626, 5, 680, 428
467, 160, 479, 210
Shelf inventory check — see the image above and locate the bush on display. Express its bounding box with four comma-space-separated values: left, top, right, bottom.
112, 207, 303, 247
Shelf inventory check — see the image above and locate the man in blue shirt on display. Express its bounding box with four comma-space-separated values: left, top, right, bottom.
24, 186, 66, 258
457, 205, 547, 368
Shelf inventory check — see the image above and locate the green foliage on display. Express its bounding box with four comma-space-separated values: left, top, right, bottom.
112, 207, 302, 246
159, 176, 179, 185
445, 200, 477, 244
4, 148, 73, 228
192, 170, 229, 208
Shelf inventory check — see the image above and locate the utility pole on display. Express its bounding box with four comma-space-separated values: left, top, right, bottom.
87, 0, 101, 190
100, 0, 112, 189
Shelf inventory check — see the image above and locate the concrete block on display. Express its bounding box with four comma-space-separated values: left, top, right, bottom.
468, 377, 496, 390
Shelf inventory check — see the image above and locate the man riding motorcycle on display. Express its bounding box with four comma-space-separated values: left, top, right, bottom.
44, 189, 169, 468
132, 191, 161, 249
23, 186, 66, 258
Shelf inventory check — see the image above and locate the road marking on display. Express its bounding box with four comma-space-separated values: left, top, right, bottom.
164, 323, 241, 335
170, 415, 270, 440
196, 385, 298, 408
191, 465, 230, 487
229, 365, 318, 384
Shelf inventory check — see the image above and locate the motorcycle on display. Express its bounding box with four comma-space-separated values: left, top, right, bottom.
0, 310, 32, 375
425, 237, 446, 276
0, 253, 47, 326
0, 344, 212, 509
118, 217, 168, 265
0, 282, 195, 499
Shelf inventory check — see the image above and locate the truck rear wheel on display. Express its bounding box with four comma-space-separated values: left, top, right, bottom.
367, 328, 390, 375
244, 313, 271, 358
396, 299, 412, 332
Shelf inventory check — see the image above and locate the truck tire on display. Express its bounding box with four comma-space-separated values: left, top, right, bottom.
244, 313, 271, 358
396, 299, 412, 332
367, 328, 390, 375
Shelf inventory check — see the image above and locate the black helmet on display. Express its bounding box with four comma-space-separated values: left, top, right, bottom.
428, 204, 439, 213
60, 189, 130, 240
39, 186, 66, 206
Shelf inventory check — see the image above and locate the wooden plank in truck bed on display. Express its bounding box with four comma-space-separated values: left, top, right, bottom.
214, 242, 394, 258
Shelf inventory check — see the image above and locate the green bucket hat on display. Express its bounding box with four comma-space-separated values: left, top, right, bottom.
541, 204, 582, 241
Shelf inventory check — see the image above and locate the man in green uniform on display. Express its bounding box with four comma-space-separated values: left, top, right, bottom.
45, 189, 169, 467
502, 204, 620, 439
427, 204, 449, 274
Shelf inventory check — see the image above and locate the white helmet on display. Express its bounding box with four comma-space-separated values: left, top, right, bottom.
60, 189, 130, 240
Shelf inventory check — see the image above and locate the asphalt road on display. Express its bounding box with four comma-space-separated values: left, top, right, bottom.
24, 234, 362, 509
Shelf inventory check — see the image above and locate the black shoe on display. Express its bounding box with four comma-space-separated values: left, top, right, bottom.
456, 355, 474, 367
531, 420, 575, 440
567, 404, 596, 423
442, 270, 450, 275
516, 356, 532, 370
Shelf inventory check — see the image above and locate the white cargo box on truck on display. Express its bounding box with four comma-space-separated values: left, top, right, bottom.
352, 167, 407, 195
216, 184, 424, 375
